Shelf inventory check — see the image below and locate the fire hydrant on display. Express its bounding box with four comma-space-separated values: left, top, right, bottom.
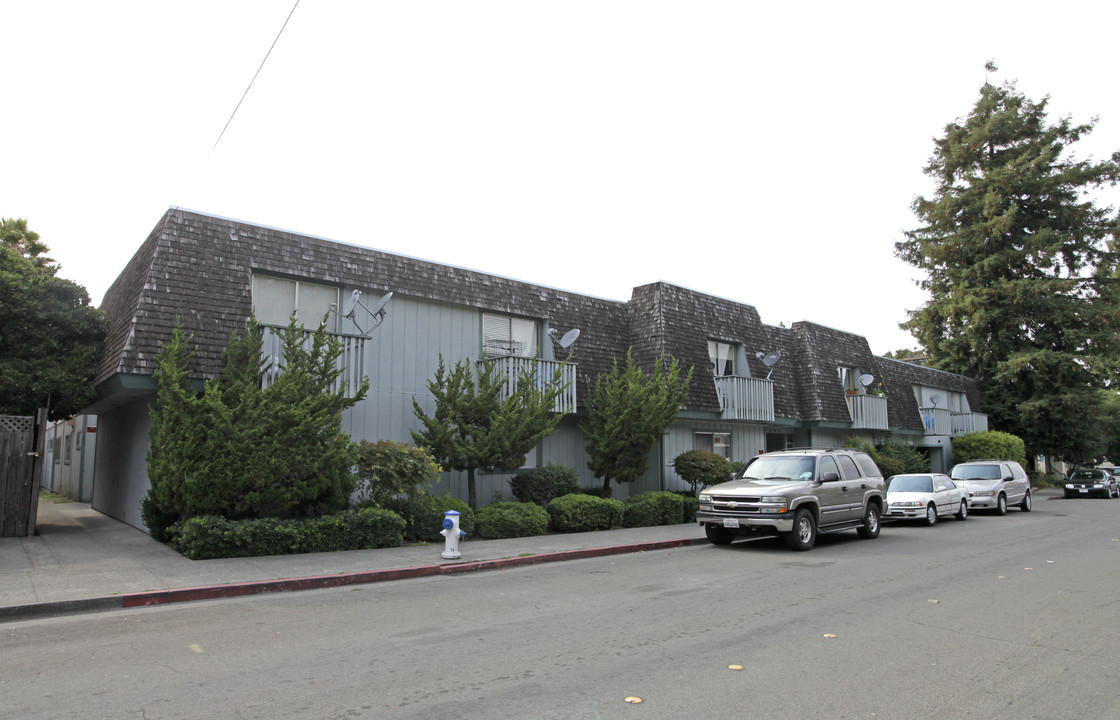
440, 510, 466, 559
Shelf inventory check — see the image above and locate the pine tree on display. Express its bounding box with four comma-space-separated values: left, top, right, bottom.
895, 64, 1120, 461
411, 356, 569, 509
581, 350, 692, 497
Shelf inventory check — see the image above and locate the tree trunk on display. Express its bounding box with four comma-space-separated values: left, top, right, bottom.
600, 476, 612, 498
467, 467, 477, 510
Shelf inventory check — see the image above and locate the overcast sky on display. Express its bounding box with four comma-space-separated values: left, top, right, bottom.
4, 1, 1118, 355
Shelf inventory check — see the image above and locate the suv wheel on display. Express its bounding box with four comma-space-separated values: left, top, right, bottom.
784, 508, 816, 551
923, 504, 938, 527
857, 504, 881, 539
996, 494, 1008, 515
704, 524, 735, 546
1019, 491, 1032, 512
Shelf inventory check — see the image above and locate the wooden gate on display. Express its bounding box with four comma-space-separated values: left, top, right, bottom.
0, 411, 45, 537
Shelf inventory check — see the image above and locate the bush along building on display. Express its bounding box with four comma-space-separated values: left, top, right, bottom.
87, 208, 986, 530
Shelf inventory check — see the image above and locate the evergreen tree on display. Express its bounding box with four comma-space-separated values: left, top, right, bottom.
895, 64, 1120, 462
142, 316, 367, 538
0, 219, 105, 419
582, 350, 692, 497
412, 356, 569, 509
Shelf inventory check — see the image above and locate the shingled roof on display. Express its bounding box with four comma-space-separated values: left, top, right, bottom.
96, 208, 983, 425
96, 208, 632, 402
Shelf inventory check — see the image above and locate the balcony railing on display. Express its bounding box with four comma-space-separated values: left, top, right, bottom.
846, 394, 889, 430
260, 326, 367, 398
951, 412, 988, 436
713, 376, 775, 422
919, 407, 951, 436
481, 356, 577, 414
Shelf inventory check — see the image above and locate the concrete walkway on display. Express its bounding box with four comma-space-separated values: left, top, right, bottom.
0, 500, 706, 622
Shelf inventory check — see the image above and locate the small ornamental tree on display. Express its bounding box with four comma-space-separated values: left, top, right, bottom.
354, 440, 442, 506
142, 315, 368, 539
582, 350, 692, 497
412, 355, 570, 509
671, 450, 731, 495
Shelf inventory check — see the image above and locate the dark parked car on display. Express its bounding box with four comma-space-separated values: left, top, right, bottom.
1064, 468, 1119, 499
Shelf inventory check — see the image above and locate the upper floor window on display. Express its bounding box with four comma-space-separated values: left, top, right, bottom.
838, 366, 867, 394
709, 340, 736, 376
252, 275, 339, 331
482, 313, 538, 358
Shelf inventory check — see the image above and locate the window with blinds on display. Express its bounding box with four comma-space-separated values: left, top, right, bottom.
252, 275, 339, 331
482, 313, 539, 357
708, 340, 736, 376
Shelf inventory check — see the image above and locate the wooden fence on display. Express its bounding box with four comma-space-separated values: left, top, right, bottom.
1, 411, 46, 537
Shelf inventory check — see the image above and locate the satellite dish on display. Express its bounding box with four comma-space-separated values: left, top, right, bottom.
930, 394, 942, 407
343, 289, 361, 319
370, 291, 393, 318
559, 328, 580, 349
756, 350, 782, 379
338, 288, 393, 336
859, 373, 875, 388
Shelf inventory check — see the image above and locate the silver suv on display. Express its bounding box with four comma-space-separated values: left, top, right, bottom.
696, 448, 885, 551
949, 459, 1032, 514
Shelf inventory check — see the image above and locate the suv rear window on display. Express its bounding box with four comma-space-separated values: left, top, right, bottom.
854, 453, 880, 478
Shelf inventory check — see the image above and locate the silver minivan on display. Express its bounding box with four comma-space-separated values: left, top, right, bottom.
949, 460, 1032, 515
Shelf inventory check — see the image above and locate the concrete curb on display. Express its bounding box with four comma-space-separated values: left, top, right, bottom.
1, 537, 705, 623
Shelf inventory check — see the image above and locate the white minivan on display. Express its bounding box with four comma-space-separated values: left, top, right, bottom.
949, 460, 1032, 515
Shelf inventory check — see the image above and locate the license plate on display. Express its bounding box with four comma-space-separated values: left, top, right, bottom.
1080, 489, 1088, 493
722, 518, 740, 528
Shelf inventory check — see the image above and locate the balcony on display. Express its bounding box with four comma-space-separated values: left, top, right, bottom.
713, 376, 775, 422
951, 412, 988, 436
260, 326, 367, 398
846, 394, 888, 430
482, 356, 577, 414
919, 407, 951, 436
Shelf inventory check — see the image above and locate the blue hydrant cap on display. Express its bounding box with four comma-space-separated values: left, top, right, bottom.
444, 510, 461, 516
441, 518, 455, 530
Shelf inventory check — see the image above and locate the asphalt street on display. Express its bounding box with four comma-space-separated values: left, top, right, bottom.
3, 493, 1118, 720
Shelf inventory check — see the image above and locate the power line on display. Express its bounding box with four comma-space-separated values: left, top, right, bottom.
209, 0, 302, 158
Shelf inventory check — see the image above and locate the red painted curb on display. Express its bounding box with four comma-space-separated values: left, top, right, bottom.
119, 538, 700, 608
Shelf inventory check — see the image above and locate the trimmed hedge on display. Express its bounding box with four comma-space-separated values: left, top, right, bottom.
381, 494, 476, 543
547, 493, 624, 532
509, 464, 581, 506
475, 502, 550, 539
952, 431, 1028, 467
622, 491, 687, 527
171, 508, 405, 560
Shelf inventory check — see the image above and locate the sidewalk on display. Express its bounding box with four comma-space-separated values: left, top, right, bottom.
0, 501, 706, 622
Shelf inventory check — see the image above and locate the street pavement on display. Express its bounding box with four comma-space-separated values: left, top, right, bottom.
0, 500, 706, 622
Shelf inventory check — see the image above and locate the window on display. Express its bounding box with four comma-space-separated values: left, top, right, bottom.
694, 432, 731, 459
838, 367, 866, 394
819, 456, 840, 479
252, 275, 340, 330
708, 340, 736, 376
836, 454, 861, 479
482, 313, 538, 357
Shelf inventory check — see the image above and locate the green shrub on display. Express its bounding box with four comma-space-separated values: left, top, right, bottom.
354, 440, 441, 506
876, 437, 930, 474
952, 431, 1028, 466
547, 493, 624, 532
621, 498, 661, 527
171, 508, 405, 560
382, 494, 476, 543
623, 491, 687, 526
671, 450, 732, 495
680, 493, 699, 523
509, 464, 581, 506
475, 501, 550, 539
